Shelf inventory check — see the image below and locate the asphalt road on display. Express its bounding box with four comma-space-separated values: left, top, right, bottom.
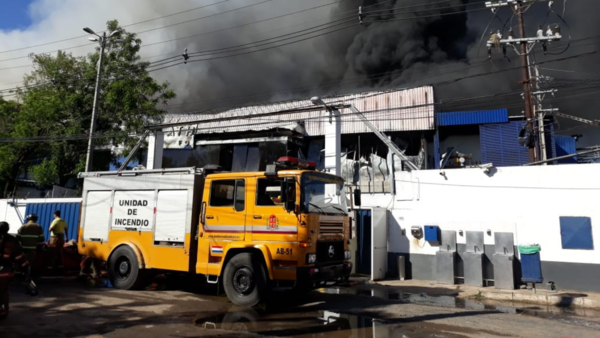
1, 277, 600, 338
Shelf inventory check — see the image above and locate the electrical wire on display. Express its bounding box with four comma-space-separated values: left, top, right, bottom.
364, 7, 488, 24
0, 0, 272, 64
147, 21, 359, 72
139, 0, 351, 50
545, 7, 572, 55
0, 0, 352, 73
146, 5, 496, 73
364, 0, 487, 16
0, 0, 231, 54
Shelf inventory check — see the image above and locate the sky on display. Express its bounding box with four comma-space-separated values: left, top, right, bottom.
0, 0, 599, 147
0, 0, 34, 30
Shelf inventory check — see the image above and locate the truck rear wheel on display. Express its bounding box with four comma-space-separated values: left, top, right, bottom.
223, 253, 267, 307
108, 246, 147, 290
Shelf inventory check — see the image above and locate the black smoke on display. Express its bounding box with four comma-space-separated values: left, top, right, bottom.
158, 0, 600, 146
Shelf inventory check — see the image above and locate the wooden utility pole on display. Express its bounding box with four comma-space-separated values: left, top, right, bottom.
485, 0, 562, 163
516, 1, 537, 162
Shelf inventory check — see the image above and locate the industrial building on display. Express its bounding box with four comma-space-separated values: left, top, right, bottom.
3, 86, 598, 293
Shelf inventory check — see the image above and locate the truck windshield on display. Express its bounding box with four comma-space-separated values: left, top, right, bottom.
301, 173, 347, 215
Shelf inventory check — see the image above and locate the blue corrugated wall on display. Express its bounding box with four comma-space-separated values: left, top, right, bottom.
555, 135, 577, 164
24, 202, 81, 241
437, 109, 509, 126
480, 122, 530, 167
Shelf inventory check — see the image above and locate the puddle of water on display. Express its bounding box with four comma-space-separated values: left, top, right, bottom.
193, 308, 464, 338
317, 286, 600, 328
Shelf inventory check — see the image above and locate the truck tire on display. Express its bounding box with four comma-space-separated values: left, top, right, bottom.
108, 246, 147, 290
223, 253, 267, 307
221, 307, 259, 332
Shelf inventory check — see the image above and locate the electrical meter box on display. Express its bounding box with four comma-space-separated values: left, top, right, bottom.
411, 226, 423, 239
425, 225, 440, 242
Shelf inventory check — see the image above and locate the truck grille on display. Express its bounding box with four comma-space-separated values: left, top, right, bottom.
316, 241, 344, 263
319, 221, 344, 234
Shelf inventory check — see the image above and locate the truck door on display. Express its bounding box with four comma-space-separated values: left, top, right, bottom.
203, 179, 246, 240
250, 177, 298, 242
197, 178, 246, 275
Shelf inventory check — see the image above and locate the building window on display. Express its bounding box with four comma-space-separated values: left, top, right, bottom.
210, 179, 245, 211
559, 217, 594, 250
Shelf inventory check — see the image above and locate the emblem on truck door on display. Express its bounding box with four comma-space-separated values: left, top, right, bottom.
328, 245, 335, 258
267, 214, 279, 230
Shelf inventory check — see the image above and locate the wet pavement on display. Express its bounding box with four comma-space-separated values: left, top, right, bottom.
1, 276, 600, 337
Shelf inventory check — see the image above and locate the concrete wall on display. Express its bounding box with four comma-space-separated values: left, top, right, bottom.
358, 163, 600, 292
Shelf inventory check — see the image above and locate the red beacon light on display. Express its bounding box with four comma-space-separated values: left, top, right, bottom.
276, 156, 317, 170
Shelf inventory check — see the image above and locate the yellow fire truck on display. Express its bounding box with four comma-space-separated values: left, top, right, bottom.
77, 157, 352, 306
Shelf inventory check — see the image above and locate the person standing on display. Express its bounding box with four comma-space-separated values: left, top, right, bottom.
0, 221, 31, 319
47, 210, 68, 272
17, 214, 45, 268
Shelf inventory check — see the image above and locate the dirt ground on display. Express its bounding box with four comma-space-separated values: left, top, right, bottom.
1, 276, 600, 338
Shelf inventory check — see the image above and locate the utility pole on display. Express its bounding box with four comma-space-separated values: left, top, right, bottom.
516, 1, 536, 162
485, 0, 562, 163
83, 27, 123, 172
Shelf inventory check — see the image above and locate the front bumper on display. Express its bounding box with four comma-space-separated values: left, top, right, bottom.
297, 261, 352, 283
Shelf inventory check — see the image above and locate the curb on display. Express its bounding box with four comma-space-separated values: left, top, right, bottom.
470, 290, 600, 309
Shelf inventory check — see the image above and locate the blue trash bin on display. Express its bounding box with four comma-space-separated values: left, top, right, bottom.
520, 252, 543, 284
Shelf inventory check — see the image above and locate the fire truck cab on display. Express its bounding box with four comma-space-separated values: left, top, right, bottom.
78, 157, 352, 306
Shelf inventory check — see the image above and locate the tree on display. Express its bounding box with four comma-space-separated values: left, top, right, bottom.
0, 20, 176, 196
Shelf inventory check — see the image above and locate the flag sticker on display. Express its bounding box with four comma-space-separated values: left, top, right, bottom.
211, 246, 223, 254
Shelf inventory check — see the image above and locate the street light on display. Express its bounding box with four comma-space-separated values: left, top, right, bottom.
83, 27, 122, 172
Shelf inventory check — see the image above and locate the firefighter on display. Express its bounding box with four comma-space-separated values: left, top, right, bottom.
47, 210, 68, 272
0, 221, 30, 319
17, 214, 45, 268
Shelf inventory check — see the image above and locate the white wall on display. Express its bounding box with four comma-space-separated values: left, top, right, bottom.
386, 164, 600, 265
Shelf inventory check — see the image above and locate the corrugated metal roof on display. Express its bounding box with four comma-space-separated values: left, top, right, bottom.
24, 202, 81, 241
437, 109, 508, 126
163, 87, 435, 136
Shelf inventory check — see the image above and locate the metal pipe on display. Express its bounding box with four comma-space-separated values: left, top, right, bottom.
118, 130, 151, 172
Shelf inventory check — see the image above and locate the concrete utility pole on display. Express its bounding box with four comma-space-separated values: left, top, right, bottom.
485, 0, 562, 162
83, 27, 123, 172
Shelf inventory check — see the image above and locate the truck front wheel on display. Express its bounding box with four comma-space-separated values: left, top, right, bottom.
223, 253, 267, 307
108, 246, 148, 290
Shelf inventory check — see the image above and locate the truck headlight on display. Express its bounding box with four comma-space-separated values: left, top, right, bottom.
307, 253, 317, 264
344, 250, 351, 259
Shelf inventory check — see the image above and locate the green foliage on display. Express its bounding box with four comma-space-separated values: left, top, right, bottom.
0, 20, 176, 196
30, 160, 58, 187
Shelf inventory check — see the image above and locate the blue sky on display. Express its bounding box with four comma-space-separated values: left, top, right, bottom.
0, 0, 35, 30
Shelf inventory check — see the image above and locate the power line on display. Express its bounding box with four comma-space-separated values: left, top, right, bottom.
147, 22, 358, 72
0, 0, 230, 54
141, 0, 351, 51
363, 0, 487, 16
0, 0, 272, 64
146, 5, 496, 73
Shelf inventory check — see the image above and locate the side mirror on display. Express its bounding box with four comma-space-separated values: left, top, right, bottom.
354, 188, 361, 207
